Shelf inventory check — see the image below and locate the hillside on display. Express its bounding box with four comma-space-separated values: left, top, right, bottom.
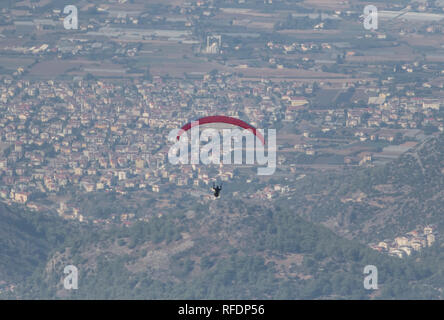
279, 134, 444, 243
0, 203, 81, 294
2, 135, 444, 299
9, 197, 444, 299
0, 203, 49, 284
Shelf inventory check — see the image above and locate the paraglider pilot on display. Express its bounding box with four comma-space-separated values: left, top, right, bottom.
212, 183, 222, 198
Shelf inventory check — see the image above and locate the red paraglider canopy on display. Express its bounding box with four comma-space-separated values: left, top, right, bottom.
177, 115, 265, 145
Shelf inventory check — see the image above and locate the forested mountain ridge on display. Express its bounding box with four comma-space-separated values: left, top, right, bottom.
0, 203, 49, 284
0, 202, 82, 286
6, 193, 444, 299
0, 202, 84, 295
1, 135, 443, 299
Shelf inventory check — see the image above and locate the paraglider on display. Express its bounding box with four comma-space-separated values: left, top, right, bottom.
176, 115, 265, 145
170, 115, 276, 175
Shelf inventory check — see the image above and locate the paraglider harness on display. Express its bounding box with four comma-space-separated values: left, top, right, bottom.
212, 183, 222, 198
